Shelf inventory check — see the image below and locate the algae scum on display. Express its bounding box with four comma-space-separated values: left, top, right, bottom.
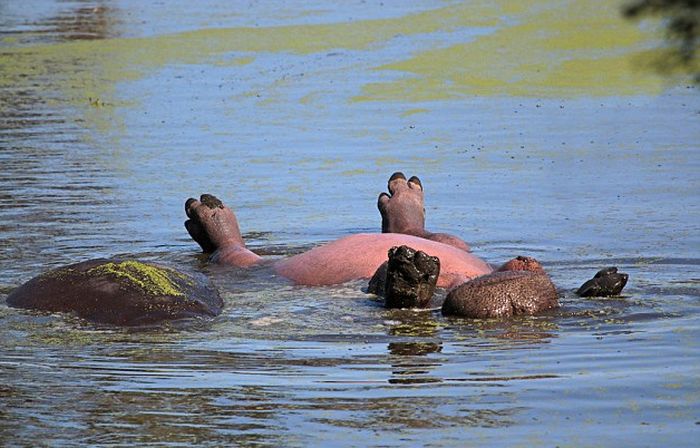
87, 261, 188, 297
0, 1, 698, 447
0, 0, 676, 116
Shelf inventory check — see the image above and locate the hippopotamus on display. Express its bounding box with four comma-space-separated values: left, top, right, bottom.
6, 259, 221, 326
184, 173, 496, 289
6, 172, 625, 325
368, 247, 559, 318
184, 173, 566, 318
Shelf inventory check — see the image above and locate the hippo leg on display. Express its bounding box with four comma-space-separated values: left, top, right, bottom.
377, 172, 426, 235
187, 195, 492, 286
377, 172, 470, 251
185, 194, 262, 267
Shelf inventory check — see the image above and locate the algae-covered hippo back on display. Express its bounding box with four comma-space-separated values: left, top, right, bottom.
6, 259, 222, 326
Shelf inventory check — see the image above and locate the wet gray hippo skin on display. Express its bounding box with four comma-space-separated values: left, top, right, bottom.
6, 259, 222, 326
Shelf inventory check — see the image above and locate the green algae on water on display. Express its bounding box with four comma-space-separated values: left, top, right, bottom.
87, 261, 188, 297
353, 0, 669, 100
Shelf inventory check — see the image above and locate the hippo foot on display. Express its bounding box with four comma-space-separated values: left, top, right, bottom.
185, 194, 262, 267
368, 245, 440, 309
378, 172, 425, 235
185, 194, 245, 253
442, 257, 559, 319
6, 259, 222, 326
576, 267, 628, 297
377, 172, 470, 252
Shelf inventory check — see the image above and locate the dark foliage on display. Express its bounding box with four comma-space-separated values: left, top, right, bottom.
623, 0, 700, 82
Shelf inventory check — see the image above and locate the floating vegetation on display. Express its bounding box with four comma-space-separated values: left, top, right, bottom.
87, 260, 189, 297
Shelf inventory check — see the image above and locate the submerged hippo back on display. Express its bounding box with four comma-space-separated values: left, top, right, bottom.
6, 258, 222, 326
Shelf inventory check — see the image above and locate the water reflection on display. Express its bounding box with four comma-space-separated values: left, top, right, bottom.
0, 2, 114, 44
38, 4, 113, 42
0, 1, 122, 282
384, 310, 443, 384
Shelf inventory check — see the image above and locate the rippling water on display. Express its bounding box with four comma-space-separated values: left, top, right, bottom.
1, 1, 699, 446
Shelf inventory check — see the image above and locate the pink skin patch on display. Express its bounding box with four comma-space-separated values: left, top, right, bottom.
274, 233, 492, 288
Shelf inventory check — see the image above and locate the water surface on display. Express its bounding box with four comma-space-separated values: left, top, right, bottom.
1, 1, 698, 446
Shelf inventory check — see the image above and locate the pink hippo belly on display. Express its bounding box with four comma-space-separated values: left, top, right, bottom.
274, 233, 493, 288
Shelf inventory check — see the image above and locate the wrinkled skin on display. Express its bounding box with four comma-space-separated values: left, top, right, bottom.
369, 250, 559, 317
378, 172, 471, 252
576, 267, 628, 297
367, 261, 389, 296
497, 255, 547, 274
6, 259, 222, 326
442, 257, 559, 318
379, 245, 441, 309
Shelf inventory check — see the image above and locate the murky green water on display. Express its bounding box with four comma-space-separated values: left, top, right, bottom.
1, 1, 698, 446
